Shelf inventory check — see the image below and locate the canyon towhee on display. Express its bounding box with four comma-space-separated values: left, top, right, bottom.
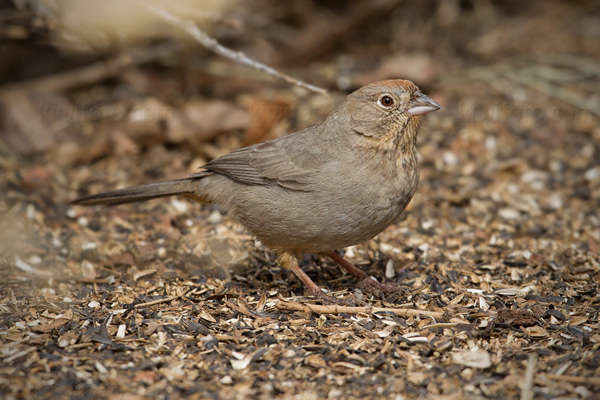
72, 80, 441, 302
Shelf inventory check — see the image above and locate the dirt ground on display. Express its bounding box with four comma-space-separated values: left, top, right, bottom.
0, 1, 599, 399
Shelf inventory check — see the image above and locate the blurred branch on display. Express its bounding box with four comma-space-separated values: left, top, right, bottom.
505, 68, 600, 118
143, 2, 327, 94
0, 42, 177, 95
441, 57, 600, 118
275, 299, 468, 323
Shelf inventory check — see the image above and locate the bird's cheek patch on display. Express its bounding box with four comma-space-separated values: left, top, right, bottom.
350, 103, 387, 138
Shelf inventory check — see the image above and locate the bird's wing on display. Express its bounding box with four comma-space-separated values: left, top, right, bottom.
189, 130, 329, 191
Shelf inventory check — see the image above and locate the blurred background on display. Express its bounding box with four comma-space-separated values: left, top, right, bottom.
1, 1, 599, 399
0, 0, 598, 282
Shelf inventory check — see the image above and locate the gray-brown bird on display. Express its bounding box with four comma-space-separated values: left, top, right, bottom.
72, 80, 440, 302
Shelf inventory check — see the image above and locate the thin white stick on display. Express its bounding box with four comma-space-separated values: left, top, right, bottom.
521, 354, 537, 400
144, 3, 327, 94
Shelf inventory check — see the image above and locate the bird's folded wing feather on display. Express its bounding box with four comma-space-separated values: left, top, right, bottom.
189, 131, 329, 191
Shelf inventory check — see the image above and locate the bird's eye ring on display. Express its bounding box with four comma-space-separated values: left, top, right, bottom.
378, 95, 395, 108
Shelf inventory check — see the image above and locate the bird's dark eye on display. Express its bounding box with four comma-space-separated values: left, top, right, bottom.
379, 95, 395, 108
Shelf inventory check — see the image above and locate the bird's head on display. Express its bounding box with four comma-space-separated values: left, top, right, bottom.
345, 79, 440, 151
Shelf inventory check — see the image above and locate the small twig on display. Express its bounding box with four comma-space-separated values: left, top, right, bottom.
521, 354, 537, 400
143, 2, 327, 94
275, 299, 468, 323
539, 374, 600, 387
3, 347, 36, 364
134, 290, 190, 308
67, 342, 96, 350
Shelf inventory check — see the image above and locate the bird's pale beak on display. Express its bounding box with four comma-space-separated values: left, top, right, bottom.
407, 92, 441, 116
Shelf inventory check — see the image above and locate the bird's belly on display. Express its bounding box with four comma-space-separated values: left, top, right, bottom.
231, 181, 414, 253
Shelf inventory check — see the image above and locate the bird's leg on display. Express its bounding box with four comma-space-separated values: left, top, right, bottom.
327, 251, 400, 295
277, 252, 354, 305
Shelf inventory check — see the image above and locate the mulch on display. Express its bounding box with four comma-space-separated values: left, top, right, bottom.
1, 1, 599, 399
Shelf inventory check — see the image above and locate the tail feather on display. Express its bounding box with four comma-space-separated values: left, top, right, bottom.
71, 178, 195, 207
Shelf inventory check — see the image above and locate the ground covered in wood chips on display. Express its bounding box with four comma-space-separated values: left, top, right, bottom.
1, 1, 599, 399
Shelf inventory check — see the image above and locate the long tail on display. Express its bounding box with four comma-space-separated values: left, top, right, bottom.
71, 178, 199, 207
